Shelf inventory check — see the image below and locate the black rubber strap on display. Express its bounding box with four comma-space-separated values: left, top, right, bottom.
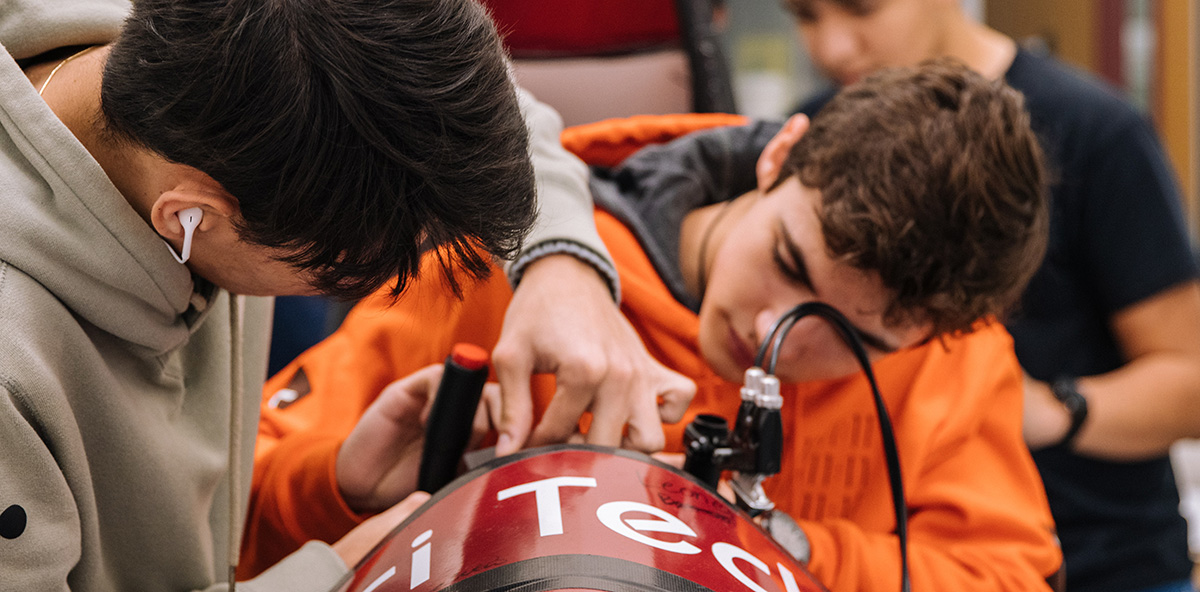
1050, 378, 1089, 448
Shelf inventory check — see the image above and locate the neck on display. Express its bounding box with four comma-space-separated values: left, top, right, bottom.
941, 18, 1017, 80
35, 45, 161, 226
680, 192, 755, 301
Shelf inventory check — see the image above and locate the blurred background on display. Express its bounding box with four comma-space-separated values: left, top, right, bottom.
723, 0, 1196, 239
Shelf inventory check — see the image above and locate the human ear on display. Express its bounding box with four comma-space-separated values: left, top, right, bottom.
756, 114, 810, 193
150, 185, 236, 263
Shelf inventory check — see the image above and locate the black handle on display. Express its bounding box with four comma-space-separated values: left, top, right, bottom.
417, 344, 489, 493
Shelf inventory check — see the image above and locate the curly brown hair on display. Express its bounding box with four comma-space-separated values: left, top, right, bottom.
774, 58, 1049, 336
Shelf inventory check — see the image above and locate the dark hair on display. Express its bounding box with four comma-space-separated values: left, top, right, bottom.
774, 57, 1049, 336
101, 0, 536, 299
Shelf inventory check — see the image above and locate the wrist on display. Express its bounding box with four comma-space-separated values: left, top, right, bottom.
508, 240, 621, 302
1049, 378, 1089, 449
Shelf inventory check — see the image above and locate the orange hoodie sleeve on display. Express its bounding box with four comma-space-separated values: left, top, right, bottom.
240, 260, 516, 578
240, 114, 748, 578
783, 324, 1061, 591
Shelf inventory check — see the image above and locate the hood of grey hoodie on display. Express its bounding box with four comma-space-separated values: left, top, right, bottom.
0, 0, 204, 356
0, 5, 324, 591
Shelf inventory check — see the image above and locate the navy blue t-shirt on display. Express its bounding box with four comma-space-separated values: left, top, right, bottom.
799, 49, 1199, 592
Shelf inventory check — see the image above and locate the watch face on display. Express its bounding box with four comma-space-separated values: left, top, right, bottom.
344, 445, 827, 592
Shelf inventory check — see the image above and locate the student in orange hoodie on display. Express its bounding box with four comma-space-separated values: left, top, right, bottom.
243, 59, 1061, 591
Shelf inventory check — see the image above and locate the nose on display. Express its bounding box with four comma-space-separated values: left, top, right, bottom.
800, 16, 860, 76
752, 308, 787, 358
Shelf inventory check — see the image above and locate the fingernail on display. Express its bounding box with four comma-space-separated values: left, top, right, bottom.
496, 433, 512, 455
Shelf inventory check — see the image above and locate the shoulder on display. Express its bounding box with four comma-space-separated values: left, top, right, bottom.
878, 322, 1022, 416
0, 261, 91, 401
0, 261, 81, 344
0, 260, 85, 334
884, 321, 1017, 380
1006, 49, 1148, 148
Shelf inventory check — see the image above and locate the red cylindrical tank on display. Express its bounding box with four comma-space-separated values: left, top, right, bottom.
345, 445, 826, 592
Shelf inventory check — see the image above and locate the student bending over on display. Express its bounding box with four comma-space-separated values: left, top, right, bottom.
243, 59, 1060, 591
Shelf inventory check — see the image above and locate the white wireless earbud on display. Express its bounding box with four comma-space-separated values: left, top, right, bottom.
166, 207, 204, 264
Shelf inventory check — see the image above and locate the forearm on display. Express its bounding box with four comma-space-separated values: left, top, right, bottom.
511, 86, 617, 297
1072, 355, 1200, 459
1057, 280, 1200, 459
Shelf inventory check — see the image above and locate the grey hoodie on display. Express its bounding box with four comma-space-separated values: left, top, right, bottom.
0, 1, 607, 590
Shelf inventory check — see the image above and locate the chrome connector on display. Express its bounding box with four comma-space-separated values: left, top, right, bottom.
740, 367, 765, 402
756, 375, 783, 410
730, 471, 775, 516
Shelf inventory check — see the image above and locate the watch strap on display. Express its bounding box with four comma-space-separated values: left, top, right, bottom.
1050, 378, 1089, 448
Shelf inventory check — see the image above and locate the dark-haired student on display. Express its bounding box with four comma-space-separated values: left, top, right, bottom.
247, 60, 1062, 591
0, 0, 692, 590
780, 2, 1200, 591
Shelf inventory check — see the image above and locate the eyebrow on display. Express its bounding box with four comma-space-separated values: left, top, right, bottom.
776, 221, 899, 354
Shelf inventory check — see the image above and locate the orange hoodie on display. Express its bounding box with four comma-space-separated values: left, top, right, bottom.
242, 115, 1061, 591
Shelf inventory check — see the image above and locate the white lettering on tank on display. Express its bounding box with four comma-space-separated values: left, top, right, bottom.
362, 566, 395, 592
496, 476, 597, 536
713, 541, 771, 592
409, 529, 433, 588
778, 562, 802, 592
595, 501, 701, 555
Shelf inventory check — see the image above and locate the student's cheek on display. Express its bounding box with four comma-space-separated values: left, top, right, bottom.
772, 322, 860, 381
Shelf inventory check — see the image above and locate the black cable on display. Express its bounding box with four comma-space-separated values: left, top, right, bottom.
754, 307, 799, 368
760, 302, 911, 592
767, 312, 801, 374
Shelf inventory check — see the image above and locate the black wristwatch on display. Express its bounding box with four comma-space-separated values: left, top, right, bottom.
1050, 378, 1089, 448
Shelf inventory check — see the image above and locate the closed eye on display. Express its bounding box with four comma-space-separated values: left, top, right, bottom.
773, 222, 814, 290
774, 221, 898, 354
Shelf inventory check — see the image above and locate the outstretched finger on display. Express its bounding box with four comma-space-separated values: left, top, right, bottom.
492, 345, 535, 456
618, 376, 667, 453
529, 372, 598, 448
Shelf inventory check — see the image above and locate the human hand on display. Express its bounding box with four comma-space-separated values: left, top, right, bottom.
1022, 372, 1071, 450
651, 452, 686, 469
336, 364, 498, 513
331, 491, 430, 569
493, 254, 696, 455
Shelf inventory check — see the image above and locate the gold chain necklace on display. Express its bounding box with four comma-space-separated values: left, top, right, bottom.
37, 46, 96, 96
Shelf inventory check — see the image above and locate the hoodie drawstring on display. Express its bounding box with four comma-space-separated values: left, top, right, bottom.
227, 294, 245, 592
